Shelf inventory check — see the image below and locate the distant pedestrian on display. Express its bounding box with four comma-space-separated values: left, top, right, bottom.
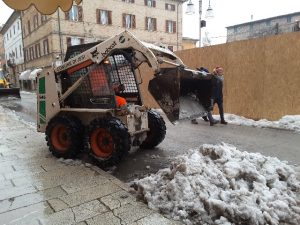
211, 66, 227, 125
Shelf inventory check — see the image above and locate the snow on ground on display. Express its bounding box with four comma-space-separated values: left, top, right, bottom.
216, 114, 300, 134
0, 105, 36, 129
156, 107, 300, 133
133, 143, 300, 225
20, 90, 36, 95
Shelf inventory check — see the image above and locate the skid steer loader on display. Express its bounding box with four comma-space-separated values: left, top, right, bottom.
37, 30, 213, 167
0, 69, 21, 98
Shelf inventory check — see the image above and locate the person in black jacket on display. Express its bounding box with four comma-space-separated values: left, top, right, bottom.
211, 66, 227, 125
191, 67, 218, 126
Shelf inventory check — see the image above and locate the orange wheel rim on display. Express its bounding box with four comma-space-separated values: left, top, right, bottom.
90, 128, 114, 158
51, 124, 71, 152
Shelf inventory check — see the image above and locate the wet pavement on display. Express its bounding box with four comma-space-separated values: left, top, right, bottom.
0, 107, 181, 225
1, 92, 299, 184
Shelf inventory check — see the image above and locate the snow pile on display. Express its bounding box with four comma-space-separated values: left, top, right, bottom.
215, 114, 300, 133
133, 143, 300, 225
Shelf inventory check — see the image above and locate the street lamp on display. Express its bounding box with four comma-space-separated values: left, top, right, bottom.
186, 0, 214, 47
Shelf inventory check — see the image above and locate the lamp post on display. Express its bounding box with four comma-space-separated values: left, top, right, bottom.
186, 0, 214, 47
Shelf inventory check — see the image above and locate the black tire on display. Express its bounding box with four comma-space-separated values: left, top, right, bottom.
86, 117, 131, 168
140, 110, 166, 149
45, 115, 84, 158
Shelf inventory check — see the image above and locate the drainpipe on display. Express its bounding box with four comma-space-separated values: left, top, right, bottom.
57, 10, 64, 61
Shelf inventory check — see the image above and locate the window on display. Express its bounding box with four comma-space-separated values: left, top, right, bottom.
166, 20, 176, 33
27, 20, 31, 34
145, 17, 157, 31
13, 25, 15, 35
122, 14, 136, 29
15, 48, 18, 58
29, 47, 34, 60
96, 9, 112, 25
23, 26, 26, 37
165, 3, 175, 11
287, 16, 292, 23
249, 24, 253, 32
145, 0, 156, 7
35, 44, 41, 58
43, 39, 49, 55
122, 0, 134, 3
266, 20, 271, 26
234, 27, 237, 33
25, 49, 28, 61
41, 15, 47, 24
65, 5, 83, 22
10, 30, 11, 38
19, 45, 22, 57
17, 21, 20, 30
34, 14, 39, 29
66, 37, 84, 47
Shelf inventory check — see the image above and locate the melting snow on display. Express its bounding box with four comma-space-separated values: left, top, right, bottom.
214, 114, 300, 133
133, 143, 300, 225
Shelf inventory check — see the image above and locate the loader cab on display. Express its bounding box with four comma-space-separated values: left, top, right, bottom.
60, 43, 142, 109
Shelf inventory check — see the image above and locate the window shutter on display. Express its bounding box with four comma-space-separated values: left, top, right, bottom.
36, 14, 39, 27
122, 14, 126, 27
173, 21, 176, 33
108, 11, 112, 25
144, 0, 147, 6
78, 6, 83, 21
154, 18, 157, 31
153, 0, 156, 7
67, 37, 71, 47
80, 38, 84, 44
165, 21, 168, 32
131, 0, 135, 3
65, 11, 69, 20
172, 5, 175, 11
132, 15, 136, 28
28, 21, 31, 34
96, 9, 100, 24
145, 17, 148, 30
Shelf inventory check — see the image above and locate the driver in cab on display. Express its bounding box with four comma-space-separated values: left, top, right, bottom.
113, 84, 127, 108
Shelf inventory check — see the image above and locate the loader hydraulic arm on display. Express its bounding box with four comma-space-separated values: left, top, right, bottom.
54, 30, 182, 76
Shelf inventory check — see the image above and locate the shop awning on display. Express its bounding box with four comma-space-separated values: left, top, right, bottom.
29, 68, 42, 80
19, 70, 31, 80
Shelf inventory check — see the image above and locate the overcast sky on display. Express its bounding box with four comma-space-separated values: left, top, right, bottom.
1, 0, 300, 45
183, 0, 300, 45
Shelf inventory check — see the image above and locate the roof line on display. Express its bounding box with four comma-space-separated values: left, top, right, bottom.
226, 11, 300, 28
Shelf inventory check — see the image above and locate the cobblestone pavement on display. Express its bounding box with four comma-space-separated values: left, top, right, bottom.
0, 109, 181, 225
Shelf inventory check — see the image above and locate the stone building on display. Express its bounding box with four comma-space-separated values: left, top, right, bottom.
22, 0, 186, 71
0, 11, 24, 85
0, 26, 5, 70
227, 12, 300, 43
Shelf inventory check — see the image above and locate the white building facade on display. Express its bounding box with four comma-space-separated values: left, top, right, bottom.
1, 11, 24, 85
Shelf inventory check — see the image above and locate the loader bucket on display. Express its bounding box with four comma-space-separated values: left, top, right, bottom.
0, 87, 21, 98
149, 68, 212, 123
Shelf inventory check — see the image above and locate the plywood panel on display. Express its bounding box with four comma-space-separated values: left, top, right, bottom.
140, 32, 300, 121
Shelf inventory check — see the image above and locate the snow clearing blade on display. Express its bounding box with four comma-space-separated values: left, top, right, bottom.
0, 88, 21, 98
149, 67, 213, 123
